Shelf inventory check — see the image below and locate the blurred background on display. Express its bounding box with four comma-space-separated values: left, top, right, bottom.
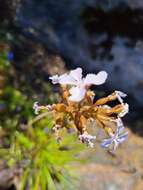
1, 0, 143, 190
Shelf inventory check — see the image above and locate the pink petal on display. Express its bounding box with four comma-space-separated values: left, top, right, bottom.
84, 71, 108, 86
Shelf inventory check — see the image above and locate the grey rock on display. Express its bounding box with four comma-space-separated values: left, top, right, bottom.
15, 0, 143, 105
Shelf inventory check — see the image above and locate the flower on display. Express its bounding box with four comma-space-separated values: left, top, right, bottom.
52, 124, 62, 143
115, 90, 127, 104
52, 124, 61, 132
114, 91, 129, 117
79, 133, 96, 148
46, 105, 52, 111
34, 68, 129, 150
7, 52, 13, 61
33, 102, 40, 115
118, 103, 129, 117
33, 102, 52, 114
50, 68, 108, 102
101, 118, 128, 151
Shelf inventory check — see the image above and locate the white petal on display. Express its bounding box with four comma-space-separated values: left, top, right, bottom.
49, 75, 59, 84
84, 71, 108, 86
116, 126, 125, 136
69, 86, 86, 102
116, 118, 124, 133
69, 68, 82, 82
59, 73, 77, 85
33, 102, 40, 115
115, 91, 127, 103
118, 103, 129, 117
116, 118, 124, 127
59, 68, 83, 85
33, 101, 39, 109
115, 91, 127, 98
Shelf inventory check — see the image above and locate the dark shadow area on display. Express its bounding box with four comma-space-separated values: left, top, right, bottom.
81, 7, 143, 39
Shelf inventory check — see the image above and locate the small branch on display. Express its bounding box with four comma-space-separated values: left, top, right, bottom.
28, 112, 53, 127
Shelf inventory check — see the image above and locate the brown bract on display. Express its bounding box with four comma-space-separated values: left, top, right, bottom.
38, 87, 128, 145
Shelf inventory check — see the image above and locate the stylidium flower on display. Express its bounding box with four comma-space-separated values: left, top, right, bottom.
49, 68, 108, 102
79, 132, 96, 148
33, 102, 52, 114
101, 118, 128, 151
46, 105, 52, 111
35, 67, 129, 150
33, 102, 40, 115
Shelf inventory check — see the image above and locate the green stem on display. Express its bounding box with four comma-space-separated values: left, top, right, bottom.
28, 112, 53, 127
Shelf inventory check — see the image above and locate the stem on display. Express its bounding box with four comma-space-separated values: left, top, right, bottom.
28, 112, 53, 127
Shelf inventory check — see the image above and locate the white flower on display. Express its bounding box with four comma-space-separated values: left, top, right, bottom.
33, 102, 52, 114
46, 105, 52, 111
50, 68, 108, 102
33, 102, 40, 115
79, 133, 96, 148
68, 86, 86, 102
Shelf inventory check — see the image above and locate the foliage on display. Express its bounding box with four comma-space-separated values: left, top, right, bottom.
7, 114, 83, 190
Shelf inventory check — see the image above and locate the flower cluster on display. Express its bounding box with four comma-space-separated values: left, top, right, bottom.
33, 68, 129, 151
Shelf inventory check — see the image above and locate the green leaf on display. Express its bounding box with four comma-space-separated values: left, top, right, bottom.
19, 168, 30, 190
46, 169, 57, 190
15, 132, 34, 149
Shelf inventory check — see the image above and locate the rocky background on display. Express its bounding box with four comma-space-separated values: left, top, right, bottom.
1, 0, 143, 189
15, 0, 143, 107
